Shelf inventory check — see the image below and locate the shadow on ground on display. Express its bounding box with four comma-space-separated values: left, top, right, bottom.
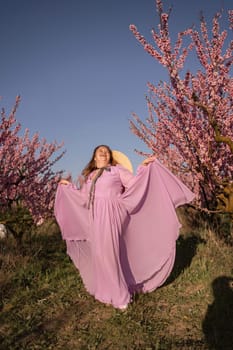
202, 275, 233, 350
165, 234, 206, 285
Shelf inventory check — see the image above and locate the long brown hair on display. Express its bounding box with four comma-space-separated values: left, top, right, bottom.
81, 145, 117, 181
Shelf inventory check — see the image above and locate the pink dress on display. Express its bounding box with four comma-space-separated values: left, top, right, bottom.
54, 160, 195, 309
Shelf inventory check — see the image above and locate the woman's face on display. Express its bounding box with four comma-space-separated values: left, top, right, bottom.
94, 146, 111, 168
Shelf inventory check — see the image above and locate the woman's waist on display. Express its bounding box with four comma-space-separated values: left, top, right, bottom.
93, 193, 121, 199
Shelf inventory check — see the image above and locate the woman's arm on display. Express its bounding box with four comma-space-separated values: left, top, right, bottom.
117, 165, 134, 189
118, 156, 156, 185
141, 155, 157, 166
59, 179, 71, 185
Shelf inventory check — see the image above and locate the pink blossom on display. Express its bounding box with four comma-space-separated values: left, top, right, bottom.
0, 97, 65, 222
129, 0, 233, 211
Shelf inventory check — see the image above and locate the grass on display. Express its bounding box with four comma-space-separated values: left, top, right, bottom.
0, 215, 232, 350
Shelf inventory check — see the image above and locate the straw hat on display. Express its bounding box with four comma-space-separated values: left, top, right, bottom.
112, 150, 133, 173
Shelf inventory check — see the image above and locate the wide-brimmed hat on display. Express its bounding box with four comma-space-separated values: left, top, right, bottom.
112, 150, 133, 173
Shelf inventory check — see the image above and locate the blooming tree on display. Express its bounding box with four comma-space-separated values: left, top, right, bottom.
129, 0, 233, 214
0, 96, 65, 242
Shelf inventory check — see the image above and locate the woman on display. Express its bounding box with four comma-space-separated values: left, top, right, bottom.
54, 145, 194, 310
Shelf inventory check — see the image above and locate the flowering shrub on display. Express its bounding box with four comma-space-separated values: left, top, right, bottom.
130, 0, 233, 214
0, 96, 65, 242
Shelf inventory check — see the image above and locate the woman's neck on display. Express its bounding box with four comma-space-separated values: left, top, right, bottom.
96, 163, 110, 169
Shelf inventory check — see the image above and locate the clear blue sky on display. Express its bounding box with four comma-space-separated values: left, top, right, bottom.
0, 0, 232, 177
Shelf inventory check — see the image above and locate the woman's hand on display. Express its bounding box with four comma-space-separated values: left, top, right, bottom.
142, 155, 156, 166
59, 179, 70, 185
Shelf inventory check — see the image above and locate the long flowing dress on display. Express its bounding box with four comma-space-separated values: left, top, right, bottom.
54, 159, 195, 309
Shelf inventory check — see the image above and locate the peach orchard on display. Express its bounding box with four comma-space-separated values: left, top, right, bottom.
0, 96, 64, 243
130, 0, 233, 215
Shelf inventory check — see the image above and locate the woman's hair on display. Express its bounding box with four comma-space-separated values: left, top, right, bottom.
81, 145, 117, 181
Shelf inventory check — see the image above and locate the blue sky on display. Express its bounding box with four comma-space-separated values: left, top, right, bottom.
0, 0, 232, 177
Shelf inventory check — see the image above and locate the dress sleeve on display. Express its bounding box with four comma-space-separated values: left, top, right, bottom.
121, 159, 195, 291
54, 183, 89, 240
116, 164, 135, 189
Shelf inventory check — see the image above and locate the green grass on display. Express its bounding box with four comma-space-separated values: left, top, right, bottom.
0, 218, 232, 350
